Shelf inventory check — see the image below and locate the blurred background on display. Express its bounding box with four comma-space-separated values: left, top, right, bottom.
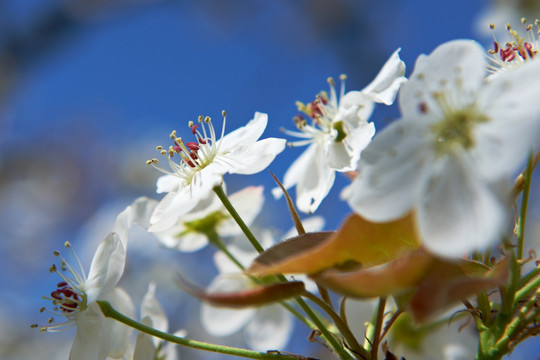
1, 0, 539, 359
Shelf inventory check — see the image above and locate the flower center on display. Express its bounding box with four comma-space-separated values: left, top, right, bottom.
488, 18, 539, 73
32, 242, 87, 333
431, 105, 488, 155
147, 112, 227, 185
284, 75, 349, 147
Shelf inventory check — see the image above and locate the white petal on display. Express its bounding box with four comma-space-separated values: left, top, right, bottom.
325, 138, 354, 171
417, 155, 507, 257
361, 48, 407, 105
345, 120, 431, 221
141, 282, 168, 337
156, 175, 180, 194
339, 91, 375, 126
70, 288, 134, 360
225, 137, 286, 175
218, 186, 265, 236
220, 112, 268, 150
280, 144, 335, 213
326, 120, 375, 171
175, 232, 209, 252
200, 275, 256, 336
149, 186, 204, 232
244, 305, 293, 352
130, 196, 159, 230
473, 59, 540, 179
133, 317, 156, 360
85, 233, 125, 303
399, 40, 485, 120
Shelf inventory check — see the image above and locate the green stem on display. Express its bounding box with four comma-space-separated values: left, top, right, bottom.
490, 290, 540, 357
213, 184, 350, 358
294, 295, 354, 360
213, 185, 264, 254
370, 297, 386, 360
303, 292, 368, 359
97, 301, 296, 360
516, 150, 534, 262
515, 270, 540, 304
207, 230, 246, 270
207, 227, 314, 331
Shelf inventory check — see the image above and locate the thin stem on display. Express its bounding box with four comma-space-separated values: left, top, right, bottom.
370, 297, 386, 360
303, 292, 368, 359
213, 184, 348, 358
516, 150, 534, 261
97, 301, 296, 360
379, 309, 403, 342
213, 185, 264, 254
207, 230, 245, 270
294, 294, 355, 360
207, 228, 315, 331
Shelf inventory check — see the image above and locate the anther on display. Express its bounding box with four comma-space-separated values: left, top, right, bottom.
339, 74, 347, 81
156, 145, 163, 151
64, 242, 71, 248
327, 77, 335, 86
204, 116, 211, 123
222, 110, 227, 117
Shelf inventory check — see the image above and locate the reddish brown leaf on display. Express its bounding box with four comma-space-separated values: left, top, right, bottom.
175, 274, 305, 308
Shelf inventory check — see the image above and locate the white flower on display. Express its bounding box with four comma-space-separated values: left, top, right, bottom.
486, 19, 540, 74
133, 282, 186, 360
154, 185, 265, 252
36, 197, 154, 360
147, 111, 286, 232
200, 218, 323, 351
344, 40, 540, 257
275, 50, 406, 213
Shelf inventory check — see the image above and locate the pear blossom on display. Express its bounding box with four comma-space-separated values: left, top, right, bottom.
133, 282, 186, 360
35, 197, 154, 360
274, 49, 406, 213
201, 218, 323, 351
487, 19, 540, 74
147, 111, 286, 232
154, 185, 265, 252
344, 40, 540, 257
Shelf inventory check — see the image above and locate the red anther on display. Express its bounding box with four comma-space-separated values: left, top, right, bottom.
186, 160, 195, 167
191, 124, 200, 135
57, 281, 68, 287
186, 142, 200, 151
189, 152, 198, 160
51, 290, 63, 300
319, 96, 328, 105
525, 42, 535, 58
518, 47, 527, 59
172, 146, 182, 153
198, 137, 207, 144
418, 102, 428, 114
506, 51, 516, 61
493, 41, 499, 53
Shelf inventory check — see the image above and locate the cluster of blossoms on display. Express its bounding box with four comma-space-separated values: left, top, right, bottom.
35, 20, 540, 360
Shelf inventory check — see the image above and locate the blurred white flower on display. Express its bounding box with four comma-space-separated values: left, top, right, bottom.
388, 310, 477, 360
274, 49, 406, 213
147, 112, 286, 232
154, 185, 265, 252
200, 218, 323, 351
345, 39, 540, 257
133, 282, 186, 360
37, 197, 154, 360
